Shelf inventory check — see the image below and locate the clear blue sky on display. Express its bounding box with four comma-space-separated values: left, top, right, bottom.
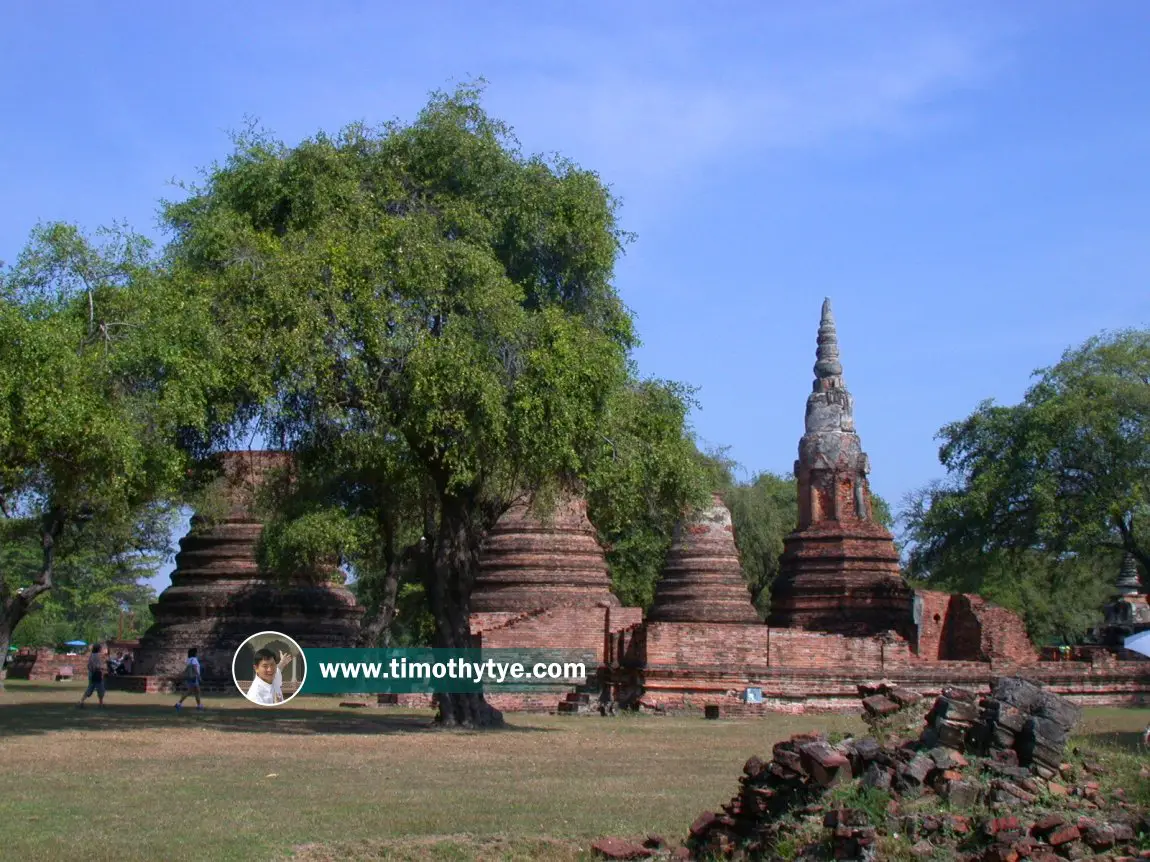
3, 2, 1148, 593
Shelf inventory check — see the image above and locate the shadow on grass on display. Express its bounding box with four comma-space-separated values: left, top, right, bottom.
0, 699, 555, 739
0, 681, 86, 693
1075, 730, 1147, 753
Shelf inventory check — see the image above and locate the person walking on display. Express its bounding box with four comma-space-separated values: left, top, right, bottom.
78, 643, 106, 708
175, 647, 204, 711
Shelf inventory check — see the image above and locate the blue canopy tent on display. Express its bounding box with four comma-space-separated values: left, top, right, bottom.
64, 640, 87, 648
1123, 630, 1150, 659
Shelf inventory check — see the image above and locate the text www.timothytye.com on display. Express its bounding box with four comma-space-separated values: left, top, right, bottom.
317, 657, 586, 684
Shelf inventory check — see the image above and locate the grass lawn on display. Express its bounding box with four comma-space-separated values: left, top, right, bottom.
0, 681, 1146, 862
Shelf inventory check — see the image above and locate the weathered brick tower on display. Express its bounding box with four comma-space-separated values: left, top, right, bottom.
469, 491, 637, 674
647, 493, 760, 624
133, 451, 363, 683
767, 299, 915, 640
470, 492, 620, 613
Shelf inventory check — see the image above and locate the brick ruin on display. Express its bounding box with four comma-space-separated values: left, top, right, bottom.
766, 299, 915, 641
7, 647, 87, 682
1094, 553, 1150, 649
471, 491, 638, 668
32, 303, 1140, 710
646, 493, 759, 625
471, 492, 620, 614
116, 450, 363, 693
461, 300, 1150, 715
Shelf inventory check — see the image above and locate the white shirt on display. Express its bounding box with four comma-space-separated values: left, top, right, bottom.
246, 674, 283, 705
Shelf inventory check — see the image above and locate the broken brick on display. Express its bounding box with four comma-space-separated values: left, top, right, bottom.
984, 816, 1021, 837
1047, 825, 1081, 846
862, 694, 901, 717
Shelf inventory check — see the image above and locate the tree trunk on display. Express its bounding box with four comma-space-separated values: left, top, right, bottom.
357, 561, 402, 648
0, 509, 65, 690
0, 612, 12, 690
424, 499, 503, 729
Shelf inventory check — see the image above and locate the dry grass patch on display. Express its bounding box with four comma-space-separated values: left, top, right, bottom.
1, 681, 1144, 862
0, 682, 861, 861
287, 835, 586, 861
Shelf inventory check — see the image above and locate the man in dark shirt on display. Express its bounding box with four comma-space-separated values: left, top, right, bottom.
78, 643, 107, 708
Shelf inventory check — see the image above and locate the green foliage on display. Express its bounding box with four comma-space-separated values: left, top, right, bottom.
160, 83, 700, 668
585, 380, 711, 608
826, 782, 893, 828
725, 471, 800, 616
1, 518, 160, 646
389, 582, 437, 647
905, 328, 1149, 642
259, 506, 368, 582
0, 222, 210, 651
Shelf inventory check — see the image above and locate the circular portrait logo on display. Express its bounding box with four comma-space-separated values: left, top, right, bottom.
232, 631, 307, 706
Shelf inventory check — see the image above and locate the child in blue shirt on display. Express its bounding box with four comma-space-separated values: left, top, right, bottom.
174, 647, 204, 711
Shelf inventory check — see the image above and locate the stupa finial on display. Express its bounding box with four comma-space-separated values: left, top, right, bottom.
814, 297, 844, 386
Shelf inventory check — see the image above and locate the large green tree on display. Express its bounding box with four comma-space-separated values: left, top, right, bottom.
904, 328, 1149, 642
0, 222, 227, 660
162, 85, 703, 726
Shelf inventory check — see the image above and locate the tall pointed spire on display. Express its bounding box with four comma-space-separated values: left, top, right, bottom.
768, 299, 915, 640
805, 298, 855, 435
814, 297, 843, 386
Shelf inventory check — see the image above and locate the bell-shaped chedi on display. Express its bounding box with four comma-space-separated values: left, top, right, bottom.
471, 491, 619, 613
133, 451, 363, 681
1097, 552, 1150, 647
767, 300, 916, 640
1115, 552, 1144, 597
647, 493, 760, 624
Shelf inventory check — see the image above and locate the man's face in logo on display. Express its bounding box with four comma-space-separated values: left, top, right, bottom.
254, 657, 277, 684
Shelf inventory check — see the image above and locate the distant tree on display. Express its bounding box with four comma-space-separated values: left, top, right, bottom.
162, 85, 702, 726
725, 471, 800, 617
904, 328, 1149, 642
0, 223, 217, 661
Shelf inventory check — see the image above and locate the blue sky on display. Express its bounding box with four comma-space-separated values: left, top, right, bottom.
3, 2, 1148, 593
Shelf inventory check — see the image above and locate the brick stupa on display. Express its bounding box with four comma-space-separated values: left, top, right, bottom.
133, 451, 363, 682
647, 493, 760, 623
767, 299, 915, 640
471, 491, 620, 613
1097, 553, 1150, 648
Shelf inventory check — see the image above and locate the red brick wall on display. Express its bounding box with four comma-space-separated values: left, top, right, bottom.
608, 606, 643, 633
639, 623, 923, 673
470, 611, 527, 636
472, 607, 609, 662
613, 657, 1150, 714
914, 590, 951, 659
944, 594, 985, 660
913, 591, 1037, 665
963, 595, 1039, 665
606, 608, 645, 667
643, 622, 771, 670
768, 629, 888, 671
7, 648, 87, 681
